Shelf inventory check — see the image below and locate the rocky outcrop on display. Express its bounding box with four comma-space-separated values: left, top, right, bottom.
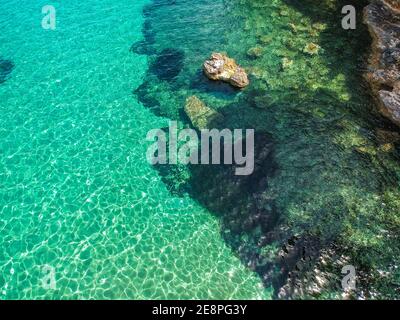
384, 0, 400, 11
184, 96, 223, 130
364, 0, 400, 126
203, 53, 249, 88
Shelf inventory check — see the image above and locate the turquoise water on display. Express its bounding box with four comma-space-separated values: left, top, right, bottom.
0, 0, 270, 299
1, 0, 399, 299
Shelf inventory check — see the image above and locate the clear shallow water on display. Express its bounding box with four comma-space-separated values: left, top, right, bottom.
0, 0, 270, 299
1, 0, 399, 299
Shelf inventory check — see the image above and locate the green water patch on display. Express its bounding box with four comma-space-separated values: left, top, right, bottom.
134, 0, 400, 298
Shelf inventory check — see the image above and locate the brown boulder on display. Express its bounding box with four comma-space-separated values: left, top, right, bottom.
203, 53, 249, 88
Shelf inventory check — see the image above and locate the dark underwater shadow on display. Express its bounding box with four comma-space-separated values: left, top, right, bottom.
0, 57, 14, 84
188, 69, 239, 98
149, 48, 185, 81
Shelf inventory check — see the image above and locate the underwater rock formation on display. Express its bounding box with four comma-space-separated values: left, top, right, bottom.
184, 95, 223, 130
203, 53, 249, 88
364, 0, 400, 126
303, 42, 320, 56
247, 46, 264, 59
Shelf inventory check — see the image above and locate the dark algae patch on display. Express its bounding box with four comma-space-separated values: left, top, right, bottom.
0, 57, 14, 84
134, 0, 400, 298
150, 48, 185, 81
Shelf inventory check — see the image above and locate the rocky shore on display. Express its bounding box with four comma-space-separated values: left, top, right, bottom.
364, 0, 400, 126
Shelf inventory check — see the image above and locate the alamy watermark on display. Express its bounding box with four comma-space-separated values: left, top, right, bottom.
146, 121, 255, 176
40, 265, 57, 290
342, 5, 356, 30
341, 265, 356, 291
42, 5, 56, 30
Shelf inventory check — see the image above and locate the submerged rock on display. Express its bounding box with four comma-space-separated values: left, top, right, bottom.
364, 0, 400, 127
312, 22, 327, 31
247, 46, 264, 59
303, 42, 320, 55
258, 35, 273, 45
379, 142, 395, 152
184, 96, 223, 130
203, 53, 249, 88
281, 57, 293, 70
376, 128, 400, 144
